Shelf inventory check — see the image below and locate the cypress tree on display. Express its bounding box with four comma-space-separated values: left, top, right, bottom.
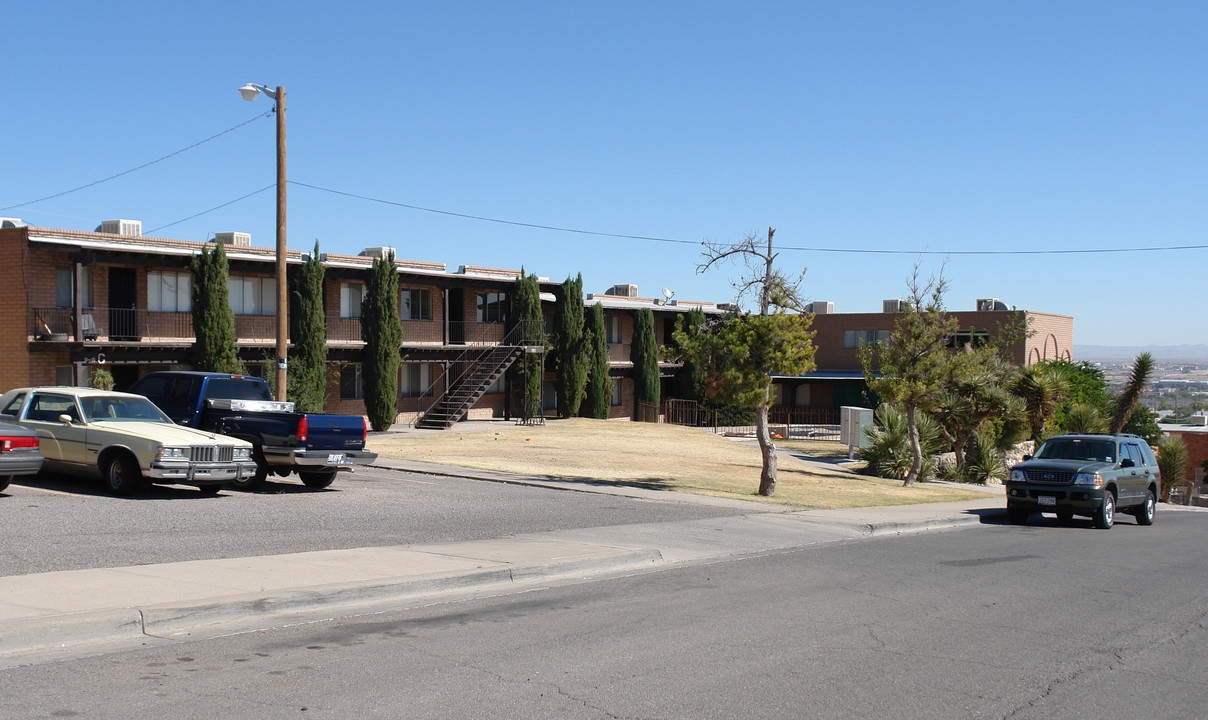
508, 271, 543, 420
631, 307, 660, 413
583, 302, 613, 419
552, 273, 587, 418
361, 252, 402, 431
190, 241, 244, 374
289, 241, 327, 413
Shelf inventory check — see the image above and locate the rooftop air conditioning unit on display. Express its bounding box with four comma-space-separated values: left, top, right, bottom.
608, 284, 639, 298
0, 217, 27, 228
883, 299, 907, 313
359, 246, 397, 259
97, 219, 142, 236
214, 232, 251, 247
977, 298, 1008, 312
808, 301, 834, 315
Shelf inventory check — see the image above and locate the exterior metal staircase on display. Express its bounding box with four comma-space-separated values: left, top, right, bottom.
414, 321, 541, 430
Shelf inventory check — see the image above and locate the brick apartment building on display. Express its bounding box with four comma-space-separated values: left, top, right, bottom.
769, 299, 1074, 418
0, 221, 717, 425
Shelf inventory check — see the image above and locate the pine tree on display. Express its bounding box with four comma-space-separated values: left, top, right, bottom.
289, 241, 327, 413
672, 307, 706, 402
508, 271, 543, 421
552, 274, 587, 417
583, 302, 613, 419
361, 252, 402, 431
190, 241, 244, 374
630, 307, 660, 414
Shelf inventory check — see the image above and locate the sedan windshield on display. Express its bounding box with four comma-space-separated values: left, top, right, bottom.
80, 397, 171, 423
1034, 438, 1115, 463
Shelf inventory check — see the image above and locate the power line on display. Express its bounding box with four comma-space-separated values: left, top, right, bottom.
145, 185, 275, 235
287, 181, 701, 246
0, 112, 271, 213
289, 181, 1208, 257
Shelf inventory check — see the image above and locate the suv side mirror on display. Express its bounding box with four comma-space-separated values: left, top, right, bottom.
1120, 458, 1135, 468
58, 414, 73, 425
1022, 454, 1033, 462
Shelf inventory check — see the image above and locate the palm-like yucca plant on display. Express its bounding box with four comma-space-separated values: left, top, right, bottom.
1011, 364, 1069, 443
1064, 402, 1107, 434
1110, 352, 1154, 434
1156, 435, 1188, 502
859, 404, 943, 481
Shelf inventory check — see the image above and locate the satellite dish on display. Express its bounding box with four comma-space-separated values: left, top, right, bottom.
662, 288, 675, 300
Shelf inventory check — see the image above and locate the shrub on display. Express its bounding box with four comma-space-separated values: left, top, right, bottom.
858, 404, 943, 482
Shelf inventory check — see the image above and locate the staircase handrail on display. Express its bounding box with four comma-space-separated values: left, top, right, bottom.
413, 320, 542, 426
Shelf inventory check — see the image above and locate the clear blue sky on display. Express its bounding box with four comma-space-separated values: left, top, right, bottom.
4, 2, 1204, 348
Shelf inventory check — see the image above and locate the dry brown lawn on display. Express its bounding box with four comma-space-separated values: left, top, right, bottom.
369, 418, 986, 509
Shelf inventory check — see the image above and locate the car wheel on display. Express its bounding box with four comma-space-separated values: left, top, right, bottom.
105, 453, 141, 497
0, 475, 10, 492
1093, 492, 1115, 529
300, 470, 336, 489
1056, 510, 1074, 522
1134, 489, 1156, 526
1007, 507, 1029, 525
231, 447, 268, 492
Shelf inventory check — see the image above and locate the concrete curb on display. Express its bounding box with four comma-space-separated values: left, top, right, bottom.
0, 548, 662, 660
863, 513, 990, 537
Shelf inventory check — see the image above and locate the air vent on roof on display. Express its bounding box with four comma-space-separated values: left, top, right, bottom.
214, 232, 251, 247
0, 217, 27, 229
607, 284, 638, 298
977, 298, 1008, 311
807, 301, 834, 315
883, 299, 907, 313
359, 247, 396, 259
97, 219, 142, 236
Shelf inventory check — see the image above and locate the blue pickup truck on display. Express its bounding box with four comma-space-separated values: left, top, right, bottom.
128, 371, 376, 490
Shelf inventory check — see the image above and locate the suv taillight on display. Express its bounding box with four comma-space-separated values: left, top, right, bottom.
298, 416, 308, 444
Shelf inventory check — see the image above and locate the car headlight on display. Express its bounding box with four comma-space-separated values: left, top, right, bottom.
232, 447, 251, 460
155, 447, 187, 461
1073, 472, 1103, 486
1009, 469, 1026, 483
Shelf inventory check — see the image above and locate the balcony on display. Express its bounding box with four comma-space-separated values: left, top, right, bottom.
31, 308, 277, 344
327, 318, 507, 346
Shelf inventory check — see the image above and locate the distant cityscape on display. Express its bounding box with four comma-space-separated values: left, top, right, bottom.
1082, 351, 1208, 418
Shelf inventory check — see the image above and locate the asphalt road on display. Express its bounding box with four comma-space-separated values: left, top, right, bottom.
2, 510, 1203, 719
0, 467, 744, 576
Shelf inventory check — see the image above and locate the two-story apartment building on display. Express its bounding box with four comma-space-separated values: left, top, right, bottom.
0, 221, 718, 426
770, 299, 1074, 418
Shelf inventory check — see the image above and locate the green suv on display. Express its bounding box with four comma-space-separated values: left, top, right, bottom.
1005, 434, 1159, 529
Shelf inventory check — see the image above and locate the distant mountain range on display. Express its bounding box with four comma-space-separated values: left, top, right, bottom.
1075, 344, 1208, 362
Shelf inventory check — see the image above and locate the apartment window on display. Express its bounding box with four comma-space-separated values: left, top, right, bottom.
340, 364, 363, 400
611, 378, 622, 406
400, 363, 433, 397
477, 292, 507, 324
55, 266, 73, 308
795, 384, 811, 406
842, 329, 890, 349
148, 271, 192, 312
79, 267, 92, 308
606, 316, 623, 344
55, 366, 74, 386
401, 288, 432, 321
341, 282, 365, 319
228, 276, 276, 316
946, 331, 990, 349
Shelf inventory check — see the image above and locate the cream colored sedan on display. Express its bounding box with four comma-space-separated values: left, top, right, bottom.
0, 387, 255, 496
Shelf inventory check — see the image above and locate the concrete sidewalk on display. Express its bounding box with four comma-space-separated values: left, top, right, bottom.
0, 457, 1010, 667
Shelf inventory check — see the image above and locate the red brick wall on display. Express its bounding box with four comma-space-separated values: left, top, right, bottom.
0, 230, 33, 391
1165, 429, 1208, 487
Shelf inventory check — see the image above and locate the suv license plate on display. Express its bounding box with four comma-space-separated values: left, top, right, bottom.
1038, 495, 1056, 507
326, 453, 347, 465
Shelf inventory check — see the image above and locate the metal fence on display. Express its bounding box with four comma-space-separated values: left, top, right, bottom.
653, 399, 841, 440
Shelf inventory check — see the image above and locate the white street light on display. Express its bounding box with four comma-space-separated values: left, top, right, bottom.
239, 82, 289, 402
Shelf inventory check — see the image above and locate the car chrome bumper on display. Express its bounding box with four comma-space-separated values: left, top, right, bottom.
264, 449, 378, 470
146, 461, 257, 483
0, 453, 44, 477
